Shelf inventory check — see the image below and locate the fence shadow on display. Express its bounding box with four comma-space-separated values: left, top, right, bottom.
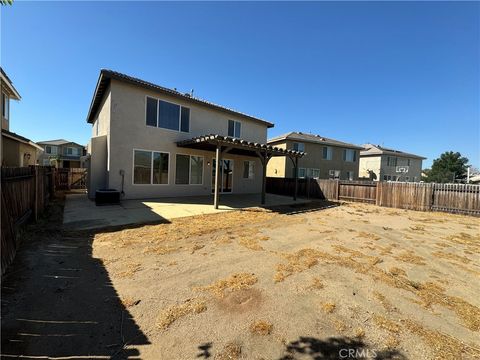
266, 200, 339, 216
1, 196, 150, 359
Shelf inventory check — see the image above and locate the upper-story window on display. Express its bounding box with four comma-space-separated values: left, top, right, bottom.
2, 92, 9, 120
65, 147, 80, 156
322, 146, 332, 160
228, 120, 241, 138
293, 142, 305, 152
343, 149, 356, 162
407, 159, 411, 166
146, 97, 190, 133
45, 145, 58, 155
387, 156, 397, 167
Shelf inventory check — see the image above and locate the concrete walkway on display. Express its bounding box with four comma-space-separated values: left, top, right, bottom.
63, 193, 309, 230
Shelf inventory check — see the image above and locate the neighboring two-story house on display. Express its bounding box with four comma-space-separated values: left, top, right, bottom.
85, 70, 303, 202
359, 144, 425, 182
267, 132, 362, 180
37, 139, 86, 168
1, 68, 43, 167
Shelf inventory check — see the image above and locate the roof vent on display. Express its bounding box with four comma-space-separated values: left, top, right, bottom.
298, 131, 303, 135
184, 92, 191, 97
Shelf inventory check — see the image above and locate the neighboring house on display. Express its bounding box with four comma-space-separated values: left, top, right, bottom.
85, 70, 302, 201
37, 139, 86, 168
1, 68, 43, 167
267, 132, 362, 180
359, 144, 425, 182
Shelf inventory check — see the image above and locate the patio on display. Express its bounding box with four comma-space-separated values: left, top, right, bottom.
62, 193, 310, 230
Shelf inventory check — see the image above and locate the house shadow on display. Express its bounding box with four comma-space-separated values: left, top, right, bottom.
197, 336, 406, 360
1, 197, 150, 359
266, 200, 339, 216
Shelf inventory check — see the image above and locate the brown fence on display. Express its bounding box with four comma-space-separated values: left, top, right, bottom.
55, 168, 87, 190
1, 166, 55, 275
266, 177, 480, 216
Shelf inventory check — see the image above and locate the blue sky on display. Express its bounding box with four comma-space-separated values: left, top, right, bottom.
1, 1, 479, 168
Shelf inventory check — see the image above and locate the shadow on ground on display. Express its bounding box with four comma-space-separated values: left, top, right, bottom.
1, 195, 150, 359
197, 336, 407, 359
267, 200, 339, 215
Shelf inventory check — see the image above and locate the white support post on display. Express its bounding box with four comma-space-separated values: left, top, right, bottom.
214, 144, 221, 209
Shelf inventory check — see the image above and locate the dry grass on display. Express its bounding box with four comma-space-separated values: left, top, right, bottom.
432, 251, 471, 264
356, 231, 381, 241
402, 319, 480, 360
117, 262, 141, 278
249, 320, 273, 335
373, 291, 396, 312
333, 319, 347, 332
308, 277, 324, 290
373, 315, 401, 333
157, 299, 207, 330
354, 327, 365, 339
388, 267, 407, 276
190, 243, 205, 254
121, 297, 140, 308
215, 342, 242, 360
321, 302, 336, 314
384, 335, 400, 349
274, 248, 322, 282
194, 273, 258, 298
238, 238, 264, 251
395, 250, 426, 265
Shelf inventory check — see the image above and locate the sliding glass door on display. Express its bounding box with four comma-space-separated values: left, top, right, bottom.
212, 159, 233, 193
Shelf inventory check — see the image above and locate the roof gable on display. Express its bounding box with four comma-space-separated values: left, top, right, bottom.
268, 132, 363, 150
361, 144, 425, 159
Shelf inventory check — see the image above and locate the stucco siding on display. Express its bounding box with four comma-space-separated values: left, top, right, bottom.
359, 155, 423, 182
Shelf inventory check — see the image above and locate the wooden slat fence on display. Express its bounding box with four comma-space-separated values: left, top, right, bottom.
266, 177, 480, 216
1, 166, 55, 275
55, 168, 87, 190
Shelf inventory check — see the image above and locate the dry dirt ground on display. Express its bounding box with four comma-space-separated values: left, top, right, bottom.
1, 198, 479, 360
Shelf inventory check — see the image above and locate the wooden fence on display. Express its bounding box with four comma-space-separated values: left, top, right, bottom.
266, 177, 480, 216
1, 166, 55, 275
55, 168, 87, 190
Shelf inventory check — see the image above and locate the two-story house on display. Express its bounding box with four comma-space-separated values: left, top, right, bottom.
359, 144, 425, 182
1, 68, 43, 167
267, 132, 362, 180
37, 139, 86, 168
85, 70, 303, 203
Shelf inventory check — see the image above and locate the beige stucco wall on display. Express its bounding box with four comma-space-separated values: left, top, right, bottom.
267, 140, 360, 180
359, 155, 423, 182
266, 143, 287, 177
88, 135, 108, 198
1, 135, 39, 167
90, 80, 268, 199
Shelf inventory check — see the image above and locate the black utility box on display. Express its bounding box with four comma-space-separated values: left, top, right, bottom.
95, 189, 120, 206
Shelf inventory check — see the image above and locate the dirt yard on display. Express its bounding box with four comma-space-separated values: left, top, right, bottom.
2, 199, 479, 359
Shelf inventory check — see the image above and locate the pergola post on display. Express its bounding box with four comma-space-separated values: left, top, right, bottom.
214, 144, 221, 209
294, 157, 299, 201
261, 153, 267, 205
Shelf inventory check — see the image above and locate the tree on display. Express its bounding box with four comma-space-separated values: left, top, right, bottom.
424, 151, 469, 183
1, 0, 14, 5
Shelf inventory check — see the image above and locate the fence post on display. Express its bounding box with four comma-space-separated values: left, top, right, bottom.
336, 180, 340, 200
33, 166, 39, 221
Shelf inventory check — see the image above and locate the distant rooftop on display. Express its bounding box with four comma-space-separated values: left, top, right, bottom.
86, 69, 274, 128
361, 143, 426, 159
268, 131, 363, 150
37, 139, 85, 147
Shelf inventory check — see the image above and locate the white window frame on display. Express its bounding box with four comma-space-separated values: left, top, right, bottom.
344, 149, 356, 162
298, 167, 306, 178
174, 153, 204, 185
228, 120, 241, 138
329, 170, 341, 179
323, 146, 332, 160
145, 95, 190, 133
293, 142, 305, 152
132, 148, 170, 185
243, 160, 255, 179
2, 92, 9, 120
307, 168, 320, 179
346, 171, 354, 181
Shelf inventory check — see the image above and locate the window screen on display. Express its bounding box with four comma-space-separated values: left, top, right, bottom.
175, 154, 190, 184
134, 150, 152, 184
159, 100, 180, 130
190, 156, 203, 184
146, 97, 158, 126
153, 152, 169, 184
180, 107, 190, 132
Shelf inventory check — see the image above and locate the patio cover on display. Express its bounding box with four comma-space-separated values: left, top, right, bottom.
177, 134, 306, 208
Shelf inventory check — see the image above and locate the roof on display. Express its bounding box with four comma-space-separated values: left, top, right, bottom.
0, 67, 21, 100
37, 139, 85, 147
86, 69, 274, 128
177, 134, 306, 158
2, 129, 43, 151
360, 144, 426, 160
267, 132, 363, 150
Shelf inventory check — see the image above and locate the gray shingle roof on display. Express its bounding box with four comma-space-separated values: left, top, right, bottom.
360, 144, 426, 159
268, 132, 363, 150
86, 69, 274, 128
37, 139, 85, 148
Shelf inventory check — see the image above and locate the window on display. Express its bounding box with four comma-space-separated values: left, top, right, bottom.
297, 168, 306, 178
405, 176, 410, 182
407, 159, 411, 166
307, 168, 320, 178
146, 97, 189, 132
46, 146, 51, 154
2, 92, 9, 120
175, 154, 203, 185
243, 161, 255, 179
43, 159, 50, 166
293, 142, 305, 152
343, 149, 356, 162
146, 97, 158, 127
322, 146, 332, 160
346, 171, 354, 181
329, 170, 341, 179
133, 149, 169, 184
228, 120, 241, 137
387, 156, 397, 167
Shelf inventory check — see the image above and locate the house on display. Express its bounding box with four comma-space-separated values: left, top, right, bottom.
1, 68, 43, 167
359, 144, 425, 182
37, 139, 86, 168
85, 69, 304, 205
266, 132, 363, 180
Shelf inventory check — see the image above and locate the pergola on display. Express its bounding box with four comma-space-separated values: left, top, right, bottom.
177, 134, 306, 209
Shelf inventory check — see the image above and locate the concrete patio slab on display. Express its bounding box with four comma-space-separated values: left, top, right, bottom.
63, 193, 310, 231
